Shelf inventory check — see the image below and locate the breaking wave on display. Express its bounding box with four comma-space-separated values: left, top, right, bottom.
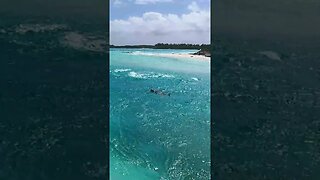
128, 71, 175, 79
114, 68, 131, 73
191, 77, 199, 81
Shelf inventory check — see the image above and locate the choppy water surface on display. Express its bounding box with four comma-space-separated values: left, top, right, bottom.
110, 48, 210, 179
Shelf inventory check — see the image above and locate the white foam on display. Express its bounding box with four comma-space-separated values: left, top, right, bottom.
150, 73, 175, 78
191, 77, 199, 81
131, 51, 154, 56
114, 69, 131, 73
128, 72, 147, 79
128, 71, 175, 79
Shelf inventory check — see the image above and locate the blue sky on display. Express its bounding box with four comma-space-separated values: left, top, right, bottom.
110, 0, 210, 45
110, 0, 210, 20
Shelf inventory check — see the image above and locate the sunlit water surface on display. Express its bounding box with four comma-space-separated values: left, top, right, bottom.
110, 48, 210, 179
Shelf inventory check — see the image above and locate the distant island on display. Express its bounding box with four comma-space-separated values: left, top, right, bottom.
110, 43, 211, 57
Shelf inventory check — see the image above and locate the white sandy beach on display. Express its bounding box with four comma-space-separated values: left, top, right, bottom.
132, 52, 210, 61
155, 53, 210, 61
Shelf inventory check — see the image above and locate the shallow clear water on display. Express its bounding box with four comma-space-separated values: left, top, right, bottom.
110, 48, 210, 179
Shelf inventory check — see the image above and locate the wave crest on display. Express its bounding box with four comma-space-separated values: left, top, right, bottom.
128, 71, 175, 79
114, 68, 131, 73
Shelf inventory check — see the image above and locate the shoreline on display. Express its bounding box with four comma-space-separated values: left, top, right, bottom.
137, 52, 210, 61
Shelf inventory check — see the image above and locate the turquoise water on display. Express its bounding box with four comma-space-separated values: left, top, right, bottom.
110, 48, 210, 179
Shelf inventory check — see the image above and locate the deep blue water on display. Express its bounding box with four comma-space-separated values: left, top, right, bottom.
110, 48, 210, 179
